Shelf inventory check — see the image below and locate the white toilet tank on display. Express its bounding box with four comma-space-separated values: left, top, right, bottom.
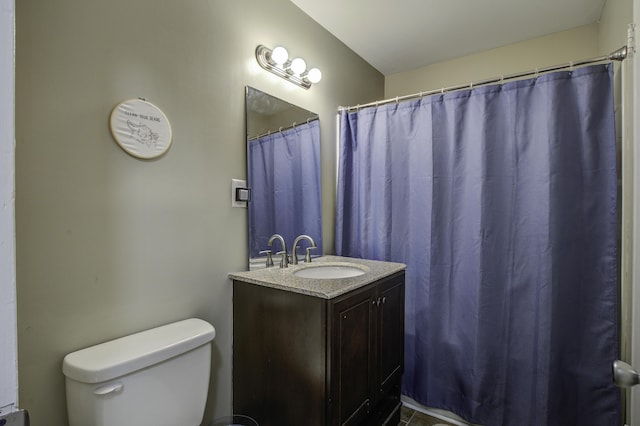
62, 318, 215, 426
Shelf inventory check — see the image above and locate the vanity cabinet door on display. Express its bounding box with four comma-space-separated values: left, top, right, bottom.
329, 272, 405, 426
330, 286, 376, 426
233, 282, 327, 426
374, 275, 405, 414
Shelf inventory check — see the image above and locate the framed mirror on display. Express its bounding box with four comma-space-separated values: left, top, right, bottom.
245, 86, 323, 265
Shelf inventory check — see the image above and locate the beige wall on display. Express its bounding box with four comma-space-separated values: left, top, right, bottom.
599, 0, 633, 55
385, 24, 600, 98
385, 0, 633, 100
14, 0, 383, 424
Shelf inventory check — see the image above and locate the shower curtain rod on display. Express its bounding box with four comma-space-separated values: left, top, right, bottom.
248, 116, 319, 141
339, 45, 628, 112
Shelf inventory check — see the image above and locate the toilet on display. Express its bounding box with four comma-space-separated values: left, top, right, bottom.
62, 318, 215, 426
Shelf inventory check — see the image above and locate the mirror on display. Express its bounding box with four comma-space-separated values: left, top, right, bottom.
245, 86, 323, 265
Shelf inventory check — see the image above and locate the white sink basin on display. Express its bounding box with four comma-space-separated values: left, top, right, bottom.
293, 263, 367, 279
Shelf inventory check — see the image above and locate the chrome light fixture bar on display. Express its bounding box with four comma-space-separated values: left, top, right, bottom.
256, 45, 322, 90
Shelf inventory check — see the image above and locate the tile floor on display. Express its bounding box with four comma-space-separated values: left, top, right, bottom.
399, 405, 456, 426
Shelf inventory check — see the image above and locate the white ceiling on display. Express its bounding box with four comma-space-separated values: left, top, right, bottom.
290, 0, 607, 75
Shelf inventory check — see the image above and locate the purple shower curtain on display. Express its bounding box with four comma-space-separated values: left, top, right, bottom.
248, 120, 322, 258
335, 64, 619, 425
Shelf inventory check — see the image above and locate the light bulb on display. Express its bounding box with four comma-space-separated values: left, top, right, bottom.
290, 57, 307, 76
271, 46, 288, 66
306, 68, 322, 83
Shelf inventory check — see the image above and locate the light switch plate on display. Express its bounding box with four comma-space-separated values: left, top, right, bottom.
231, 179, 247, 208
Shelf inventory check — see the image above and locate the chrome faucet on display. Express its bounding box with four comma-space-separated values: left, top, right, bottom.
267, 234, 289, 268
258, 250, 275, 268
291, 234, 316, 265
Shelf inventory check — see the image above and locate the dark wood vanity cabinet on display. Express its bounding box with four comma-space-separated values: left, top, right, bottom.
330, 272, 405, 425
233, 271, 405, 426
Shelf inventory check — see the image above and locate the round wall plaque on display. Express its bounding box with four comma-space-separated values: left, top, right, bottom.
109, 98, 172, 159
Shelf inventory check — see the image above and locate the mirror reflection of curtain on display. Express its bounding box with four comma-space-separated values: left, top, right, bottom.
336, 64, 618, 425
248, 119, 322, 258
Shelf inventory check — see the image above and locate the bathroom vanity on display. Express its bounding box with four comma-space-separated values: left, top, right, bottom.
229, 256, 406, 426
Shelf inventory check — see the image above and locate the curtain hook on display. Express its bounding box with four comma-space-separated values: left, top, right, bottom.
395, 96, 399, 103
419, 91, 424, 99
441, 87, 445, 94
279, 126, 283, 132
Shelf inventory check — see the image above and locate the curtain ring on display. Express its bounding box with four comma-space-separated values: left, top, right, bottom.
440, 87, 445, 94
307, 118, 310, 124
279, 126, 283, 132
395, 97, 399, 103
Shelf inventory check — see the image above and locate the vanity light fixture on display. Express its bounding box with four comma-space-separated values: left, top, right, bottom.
255, 45, 322, 89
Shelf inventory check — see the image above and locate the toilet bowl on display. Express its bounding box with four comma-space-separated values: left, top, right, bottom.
62, 318, 215, 426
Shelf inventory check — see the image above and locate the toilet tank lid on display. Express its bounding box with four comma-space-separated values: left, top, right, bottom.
62, 318, 215, 384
